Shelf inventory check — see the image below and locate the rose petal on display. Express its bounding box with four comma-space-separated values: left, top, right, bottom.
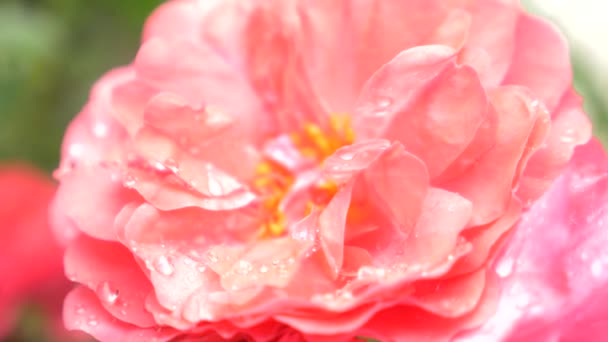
64, 286, 177, 341
459, 139, 608, 341
502, 14, 571, 111
54, 166, 140, 241
64, 236, 155, 327
354, 46, 489, 178
442, 86, 550, 225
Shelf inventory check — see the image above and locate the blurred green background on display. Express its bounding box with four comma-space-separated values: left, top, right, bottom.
1, 0, 607, 174
0, 0, 607, 340
0, 0, 163, 173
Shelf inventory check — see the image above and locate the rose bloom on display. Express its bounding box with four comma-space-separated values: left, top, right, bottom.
52, 0, 608, 341
0, 165, 76, 340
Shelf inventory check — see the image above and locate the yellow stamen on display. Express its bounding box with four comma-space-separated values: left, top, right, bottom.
254, 114, 356, 239
255, 161, 272, 175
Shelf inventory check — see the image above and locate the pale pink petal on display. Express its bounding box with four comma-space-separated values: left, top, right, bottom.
123, 155, 256, 211
435, 104, 498, 184
458, 0, 519, 86
243, 3, 327, 132
359, 274, 499, 341
399, 188, 472, 269
442, 86, 550, 225
138, 92, 259, 181
319, 181, 354, 276
362, 142, 429, 230
516, 90, 592, 204
449, 198, 522, 276
64, 286, 178, 342
296, 0, 357, 112
411, 269, 486, 318
64, 236, 155, 327
134, 38, 267, 143
355, 46, 489, 178
220, 235, 314, 291
425, 9, 471, 50
53, 166, 140, 241
323, 139, 391, 184
353, 45, 457, 141
109, 76, 157, 137
352, 0, 449, 89
502, 14, 572, 111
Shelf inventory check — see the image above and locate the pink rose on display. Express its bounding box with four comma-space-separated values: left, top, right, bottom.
0, 165, 77, 340
53, 0, 604, 340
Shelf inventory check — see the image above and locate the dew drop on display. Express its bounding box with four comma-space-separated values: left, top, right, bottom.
93, 122, 108, 138
259, 265, 269, 273
376, 97, 393, 108
88, 319, 99, 327
96, 281, 119, 305
124, 175, 137, 188
154, 255, 175, 276
530, 100, 540, 110
207, 251, 219, 263
154, 161, 168, 172
207, 177, 224, 196
338, 151, 354, 161
591, 260, 603, 277
164, 159, 179, 173
75, 306, 85, 315
235, 260, 253, 275
496, 258, 514, 278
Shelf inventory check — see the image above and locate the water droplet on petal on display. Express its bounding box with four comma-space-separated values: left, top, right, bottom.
96, 281, 119, 305
207, 177, 224, 196
93, 122, 108, 138
207, 251, 218, 263
164, 159, 179, 174
124, 174, 137, 188
591, 260, 604, 277
259, 265, 269, 273
154, 255, 175, 276
376, 97, 393, 108
235, 260, 252, 275
496, 258, 514, 278
338, 151, 354, 161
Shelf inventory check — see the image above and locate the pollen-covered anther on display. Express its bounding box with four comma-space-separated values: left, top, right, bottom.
254, 115, 355, 238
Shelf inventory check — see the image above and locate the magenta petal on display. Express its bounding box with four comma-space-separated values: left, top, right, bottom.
458, 140, 608, 341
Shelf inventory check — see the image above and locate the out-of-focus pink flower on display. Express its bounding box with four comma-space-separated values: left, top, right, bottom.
52, 0, 604, 341
0, 165, 74, 340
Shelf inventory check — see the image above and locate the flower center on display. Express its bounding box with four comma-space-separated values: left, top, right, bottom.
254, 115, 355, 237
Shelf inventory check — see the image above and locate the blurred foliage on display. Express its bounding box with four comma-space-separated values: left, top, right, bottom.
0, 0, 163, 172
